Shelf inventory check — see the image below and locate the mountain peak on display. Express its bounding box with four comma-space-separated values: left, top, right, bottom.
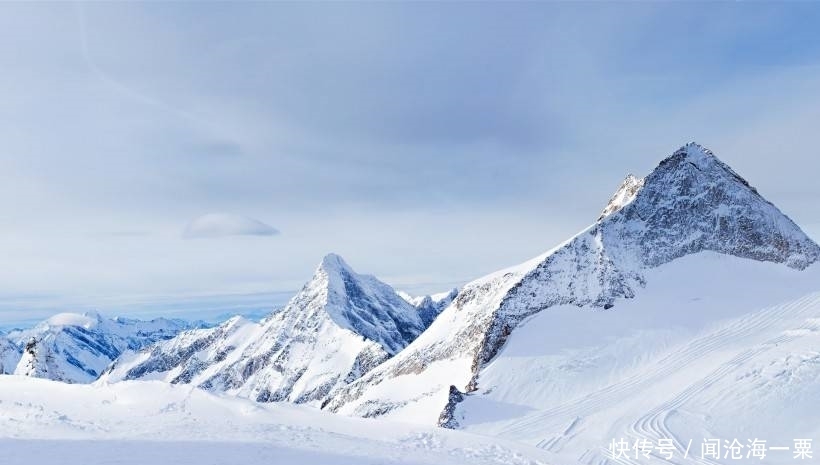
604, 143, 819, 270
315, 253, 367, 302
653, 141, 756, 191
319, 253, 350, 273
677, 141, 714, 159
315, 253, 361, 297
108, 253, 431, 406
675, 142, 727, 172
598, 143, 726, 222
288, 254, 426, 356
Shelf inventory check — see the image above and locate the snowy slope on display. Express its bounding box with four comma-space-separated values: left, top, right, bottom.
0, 375, 552, 465
456, 254, 820, 465
7, 312, 203, 383
326, 143, 820, 426
104, 254, 428, 406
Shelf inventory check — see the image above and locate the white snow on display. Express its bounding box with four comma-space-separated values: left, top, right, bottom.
0, 375, 552, 465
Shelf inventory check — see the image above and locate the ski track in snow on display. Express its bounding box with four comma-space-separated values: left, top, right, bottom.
497, 292, 820, 438
487, 292, 820, 465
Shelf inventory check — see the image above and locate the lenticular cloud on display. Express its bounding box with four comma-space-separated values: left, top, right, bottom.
183, 213, 279, 239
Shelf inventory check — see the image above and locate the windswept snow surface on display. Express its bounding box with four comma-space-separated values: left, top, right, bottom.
0, 376, 552, 465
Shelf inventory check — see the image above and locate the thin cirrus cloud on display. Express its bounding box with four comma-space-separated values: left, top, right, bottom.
182, 213, 280, 239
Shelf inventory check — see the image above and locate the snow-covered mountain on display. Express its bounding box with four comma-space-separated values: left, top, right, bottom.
6, 312, 203, 383
103, 254, 429, 405
325, 143, 820, 425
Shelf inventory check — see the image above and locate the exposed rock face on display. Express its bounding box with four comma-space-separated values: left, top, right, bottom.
325, 143, 820, 422
609, 143, 818, 269
437, 385, 466, 429
105, 254, 427, 406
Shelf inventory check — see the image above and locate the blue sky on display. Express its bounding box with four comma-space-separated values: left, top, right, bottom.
2, 2, 820, 326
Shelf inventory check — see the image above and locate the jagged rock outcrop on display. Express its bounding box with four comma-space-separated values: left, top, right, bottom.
437, 385, 466, 429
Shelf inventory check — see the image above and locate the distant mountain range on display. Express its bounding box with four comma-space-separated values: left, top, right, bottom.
0, 312, 205, 383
